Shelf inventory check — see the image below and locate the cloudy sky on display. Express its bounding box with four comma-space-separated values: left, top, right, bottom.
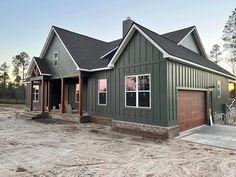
0, 0, 236, 71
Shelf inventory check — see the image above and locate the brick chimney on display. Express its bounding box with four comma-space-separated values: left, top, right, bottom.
123, 17, 133, 37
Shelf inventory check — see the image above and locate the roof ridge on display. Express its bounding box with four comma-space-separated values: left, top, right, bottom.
52, 25, 109, 44
135, 22, 184, 47
162, 26, 195, 36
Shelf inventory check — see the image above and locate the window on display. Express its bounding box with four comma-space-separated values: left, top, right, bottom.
98, 79, 107, 105
217, 80, 221, 98
53, 52, 58, 67
229, 82, 235, 99
125, 74, 151, 108
33, 85, 39, 102
75, 84, 79, 103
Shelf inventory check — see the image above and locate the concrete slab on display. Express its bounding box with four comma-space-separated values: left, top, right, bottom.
178, 124, 236, 150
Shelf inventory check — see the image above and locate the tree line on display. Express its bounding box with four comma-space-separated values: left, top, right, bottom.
210, 8, 236, 74
0, 52, 30, 103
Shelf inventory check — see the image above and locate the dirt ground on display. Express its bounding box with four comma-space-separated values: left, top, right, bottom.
0, 104, 236, 177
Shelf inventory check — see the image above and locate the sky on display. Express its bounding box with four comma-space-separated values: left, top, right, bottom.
0, 0, 236, 72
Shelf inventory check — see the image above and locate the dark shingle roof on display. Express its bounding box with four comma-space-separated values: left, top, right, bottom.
162, 26, 195, 44
34, 57, 51, 74
53, 26, 121, 70
37, 24, 234, 78
135, 23, 234, 77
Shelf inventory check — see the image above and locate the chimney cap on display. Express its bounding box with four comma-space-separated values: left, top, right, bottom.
126, 16, 131, 20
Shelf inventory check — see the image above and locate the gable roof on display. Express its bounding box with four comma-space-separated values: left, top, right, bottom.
26, 57, 51, 78
162, 26, 195, 44
36, 22, 235, 79
40, 26, 122, 70
109, 23, 235, 79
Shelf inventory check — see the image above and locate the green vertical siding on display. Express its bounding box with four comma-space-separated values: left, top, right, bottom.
167, 60, 229, 126
86, 31, 168, 126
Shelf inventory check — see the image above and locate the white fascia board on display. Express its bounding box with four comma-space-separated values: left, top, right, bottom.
31, 58, 52, 77
52, 27, 80, 70
33, 58, 43, 76
100, 46, 119, 59
41, 73, 51, 76
39, 28, 54, 58
108, 24, 170, 68
108, 25, 138, 68
177, 27, 196, 45
26, 59, 34, 77
192, 28, 207, 57
177, 27, 207, 57
78, 66, 113, 72
39, 26, 80, 70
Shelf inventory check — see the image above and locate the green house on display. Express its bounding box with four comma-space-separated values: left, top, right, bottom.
26, 18, 236, 138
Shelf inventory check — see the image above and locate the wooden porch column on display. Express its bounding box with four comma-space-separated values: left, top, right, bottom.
61, 78, 65, 113
41, 79, 45, 113
30, 80, 33, 111
79, 75, 83, 116
47, 80, 51, 112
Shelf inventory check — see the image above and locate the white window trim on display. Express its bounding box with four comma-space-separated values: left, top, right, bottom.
75, 83, 79, 103
98, 79, 107, 106
33, 85, 39, 102
125, 74, 151, 109
53, 52, 58, 67
217, 80, 221, 98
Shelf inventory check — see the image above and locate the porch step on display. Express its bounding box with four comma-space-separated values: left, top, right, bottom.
49, 112, 90, 123
18, 111, 50, 120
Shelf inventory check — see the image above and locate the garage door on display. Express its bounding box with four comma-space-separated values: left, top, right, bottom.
178, 91, 206, 132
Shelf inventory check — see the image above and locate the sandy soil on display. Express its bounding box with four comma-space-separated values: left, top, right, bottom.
0, 104, 236, 177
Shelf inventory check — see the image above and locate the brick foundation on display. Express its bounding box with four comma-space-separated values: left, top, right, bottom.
112, 120, 179, 140
89, 116, 112, 126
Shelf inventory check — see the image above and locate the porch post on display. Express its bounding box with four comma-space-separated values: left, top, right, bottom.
61, 78, 65, 113
79, 75, 83, 116
48, 80, 51, 112
30, 80, 33, 111
41, 79, 45, 113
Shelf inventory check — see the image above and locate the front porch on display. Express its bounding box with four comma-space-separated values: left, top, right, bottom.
29, 75, 86, 117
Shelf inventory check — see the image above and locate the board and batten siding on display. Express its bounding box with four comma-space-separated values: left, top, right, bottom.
86, 31, 169, 127
166, 60, 229, 126
43, 34, 79, 79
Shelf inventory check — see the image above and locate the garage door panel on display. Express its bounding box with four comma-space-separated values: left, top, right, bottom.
178, 91, 206, 132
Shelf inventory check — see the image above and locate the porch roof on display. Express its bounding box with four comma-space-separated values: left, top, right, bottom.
26, 57, 51, 79
34, 57, 51, 75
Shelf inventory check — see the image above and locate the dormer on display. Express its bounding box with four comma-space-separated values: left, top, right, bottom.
162, 26, 207, 57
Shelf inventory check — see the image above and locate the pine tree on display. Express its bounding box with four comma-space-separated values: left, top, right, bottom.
0, 62, 10, 88
222, 8, 236, 74
12, 52, 30, 82
210, 44, 221, 64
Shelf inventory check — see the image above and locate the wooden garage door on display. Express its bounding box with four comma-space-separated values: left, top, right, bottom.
178, 91, 206, 132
